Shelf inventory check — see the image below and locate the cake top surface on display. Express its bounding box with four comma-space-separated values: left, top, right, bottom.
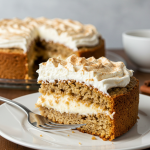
37, 55, 133, 94
0, 17, 100, 52
25, 17, 98, 38
0, 18, 35, 34
0, 18, 38, 51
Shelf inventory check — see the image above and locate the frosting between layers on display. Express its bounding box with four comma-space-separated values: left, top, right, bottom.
37, 55, 133, 94
36, 94, 115, 119
0, 17, 100, 52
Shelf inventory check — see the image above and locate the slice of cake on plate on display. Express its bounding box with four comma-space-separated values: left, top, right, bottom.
36, 55, 139, 141
0, 17, 105, 79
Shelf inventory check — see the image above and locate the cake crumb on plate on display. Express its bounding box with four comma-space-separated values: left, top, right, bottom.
72, 131, 75, 133
40, 135, 43, 137
91, 136, 97, 140
79, 142, 82, 145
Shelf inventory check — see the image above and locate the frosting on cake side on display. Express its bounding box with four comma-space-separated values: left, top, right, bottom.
37, 54, 133, 94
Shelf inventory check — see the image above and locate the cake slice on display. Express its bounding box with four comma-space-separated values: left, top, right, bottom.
36, 55, 139, 141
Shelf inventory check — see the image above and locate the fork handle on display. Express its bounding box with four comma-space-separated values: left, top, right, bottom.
0, 96, 32, 115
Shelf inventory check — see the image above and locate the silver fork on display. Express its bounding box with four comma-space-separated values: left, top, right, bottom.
0, 96, 86, 132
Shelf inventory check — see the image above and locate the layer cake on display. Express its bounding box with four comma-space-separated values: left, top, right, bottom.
36, 54, 139, 141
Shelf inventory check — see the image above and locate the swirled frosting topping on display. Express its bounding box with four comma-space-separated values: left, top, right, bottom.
0, 17, 100, 52
37, 54, 133, 94
26, 17, 100, 51
0, 18, 38, 51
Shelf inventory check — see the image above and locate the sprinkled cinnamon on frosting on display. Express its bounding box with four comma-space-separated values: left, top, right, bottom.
0, 17, 100, 52
37, 54, 133, 94
0, 18, 37, 52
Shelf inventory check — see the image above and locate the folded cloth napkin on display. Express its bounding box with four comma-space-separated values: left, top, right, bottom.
140, 80, 150, 96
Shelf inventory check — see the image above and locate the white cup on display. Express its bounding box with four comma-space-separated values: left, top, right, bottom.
122, 29, 150, 73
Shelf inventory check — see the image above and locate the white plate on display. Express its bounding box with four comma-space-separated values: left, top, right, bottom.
0, 94, 150, 150
106, 51, 126, 65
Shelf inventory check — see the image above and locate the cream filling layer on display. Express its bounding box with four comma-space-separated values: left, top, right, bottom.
36, 94, 115, 119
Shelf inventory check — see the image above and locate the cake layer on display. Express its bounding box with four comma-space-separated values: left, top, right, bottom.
0, 48, 28, 79
36, 94, 115, 119
39, 76, 138, 112
37, 106, 115, 141
36, 38, 104, 60
37, 76, 139, 141
37, 54, 133, 94
75, 38, 105, 59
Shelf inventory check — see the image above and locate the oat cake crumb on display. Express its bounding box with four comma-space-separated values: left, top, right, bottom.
40, 135, 43, 137
68, 134, 69, 136
72, 131, 75, 133
91, 136, 97, 140
79, 142, 82, 145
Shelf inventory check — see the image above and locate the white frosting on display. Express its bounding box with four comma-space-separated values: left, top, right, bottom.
0, 17, 100, 52
0, 19, 38, 52
35, 18, 99, 51
37, 55, 133, 94
37, 94, 115, 119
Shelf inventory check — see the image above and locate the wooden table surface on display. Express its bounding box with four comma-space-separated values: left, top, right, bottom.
0, 49, 150, 150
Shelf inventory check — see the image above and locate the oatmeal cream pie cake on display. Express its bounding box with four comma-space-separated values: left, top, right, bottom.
0, 17, 105, 79
36, 54, 139, 141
